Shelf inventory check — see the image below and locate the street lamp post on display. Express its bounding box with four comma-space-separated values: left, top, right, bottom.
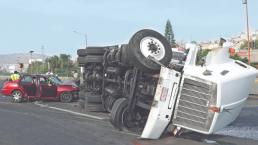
243, 0, 251, 64
73, 31, 87, 48
29, 50, 34, 74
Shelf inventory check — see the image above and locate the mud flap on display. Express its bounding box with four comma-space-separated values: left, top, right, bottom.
141, 67, 181, 139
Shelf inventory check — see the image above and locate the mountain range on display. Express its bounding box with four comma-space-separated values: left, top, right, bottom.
0, 53, 47, 65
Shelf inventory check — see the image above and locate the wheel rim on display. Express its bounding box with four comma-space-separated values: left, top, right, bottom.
140, 37, 166, 61
121, 109, 144, 133
62, 93, 71, 102
13, 91, 21, 101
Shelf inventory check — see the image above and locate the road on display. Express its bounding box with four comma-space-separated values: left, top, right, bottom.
0, 97, 136, 145
0, 95, 258, 145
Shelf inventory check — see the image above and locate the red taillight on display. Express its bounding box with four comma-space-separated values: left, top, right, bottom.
209, 106, 220, 113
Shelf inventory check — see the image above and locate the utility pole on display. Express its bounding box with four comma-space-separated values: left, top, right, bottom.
73, 31, 87, 48
243, 0, 251, 64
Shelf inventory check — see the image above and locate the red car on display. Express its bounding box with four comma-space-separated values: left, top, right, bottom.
1, 74, 79, 103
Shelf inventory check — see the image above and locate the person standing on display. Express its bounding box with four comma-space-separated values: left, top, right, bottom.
10, 71, 20, 81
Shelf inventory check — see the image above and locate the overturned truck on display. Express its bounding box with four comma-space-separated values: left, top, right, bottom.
77, 29, 258, 139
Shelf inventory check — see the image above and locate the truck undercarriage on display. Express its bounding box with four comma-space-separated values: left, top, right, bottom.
78, 29, 173, 133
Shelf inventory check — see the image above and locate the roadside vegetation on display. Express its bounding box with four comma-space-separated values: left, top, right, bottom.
240, 40, 258, 49
27, 54, 79, 76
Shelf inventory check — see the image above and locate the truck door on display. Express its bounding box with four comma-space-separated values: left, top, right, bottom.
141, 67, 181, 139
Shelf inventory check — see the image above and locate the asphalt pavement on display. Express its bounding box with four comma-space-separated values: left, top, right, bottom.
0, 78, 258, 145
0, 98, 136, 145
0, 95, 258, 145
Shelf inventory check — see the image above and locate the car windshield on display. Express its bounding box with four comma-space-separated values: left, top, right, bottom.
48, 76, 63, 85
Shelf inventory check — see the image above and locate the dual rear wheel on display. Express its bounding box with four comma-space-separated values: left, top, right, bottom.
111, 98, 146, 133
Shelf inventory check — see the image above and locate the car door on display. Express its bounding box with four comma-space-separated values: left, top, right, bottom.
20, 75, 37, 97
39, 76, 57, 99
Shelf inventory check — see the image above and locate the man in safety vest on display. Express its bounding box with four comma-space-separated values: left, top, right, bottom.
10, 71, 20, 81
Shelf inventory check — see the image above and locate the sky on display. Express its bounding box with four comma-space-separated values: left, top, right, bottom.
0, 0, 257, 58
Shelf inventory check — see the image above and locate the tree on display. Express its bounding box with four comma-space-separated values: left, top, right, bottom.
164, 20, 176, 48
59, 54, 71, 70
27, 53, 78, 76
48, 55, 59, 72
230, 54, 248, 64
240, 40, 258, 49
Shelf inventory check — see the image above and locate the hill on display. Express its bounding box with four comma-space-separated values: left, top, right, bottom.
0, 53, 47, 65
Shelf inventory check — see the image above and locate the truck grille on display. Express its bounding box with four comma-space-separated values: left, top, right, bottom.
173, 77, 217, 132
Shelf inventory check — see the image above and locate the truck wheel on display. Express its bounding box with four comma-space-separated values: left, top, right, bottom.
11, 90, 23, 103
77, 47, 106, 56
85, 47, 106, 55
127, 29, 172, 72
78, 55, 103, 64
60, 92, 73, 103
110, 98, 127, 130
103, 96, 116, 112
111, 98, 146, 133
120, 44, 129, 66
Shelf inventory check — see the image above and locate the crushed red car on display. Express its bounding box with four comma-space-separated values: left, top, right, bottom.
1, 74, 79, 103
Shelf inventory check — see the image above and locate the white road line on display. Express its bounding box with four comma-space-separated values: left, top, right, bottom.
0, 102, 13, 105
34, 102, 105, 120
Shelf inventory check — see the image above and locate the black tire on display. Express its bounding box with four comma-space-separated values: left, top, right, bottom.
120, 44, 129, 66
60, 92, 73, 103
11, 90, 23, 103
77, 49, 87, 57
110, 98, 127, 130
103, 96, 116, 113
86, 93, 102, 103
77, 47, 106, 56
78, 55, 103, 64
127, 29, 172, 72
86, 103, 105, 112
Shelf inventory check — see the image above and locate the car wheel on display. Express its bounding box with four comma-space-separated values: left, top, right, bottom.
60, 92, 73, 103
127, 29, 172, 72
11, 90, 23, 103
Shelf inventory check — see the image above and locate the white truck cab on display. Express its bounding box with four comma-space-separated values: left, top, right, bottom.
142, 42, 258, 139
